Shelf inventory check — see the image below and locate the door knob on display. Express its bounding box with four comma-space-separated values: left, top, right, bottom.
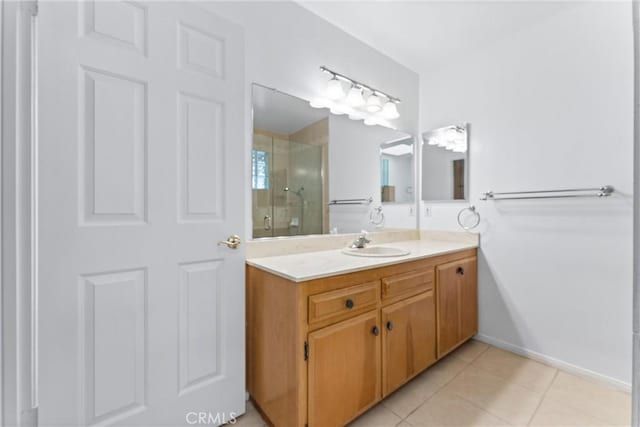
218, 235, 241, 249
345, 299, 354, 309
372, 326, 380, 336
456, 266, 465, 275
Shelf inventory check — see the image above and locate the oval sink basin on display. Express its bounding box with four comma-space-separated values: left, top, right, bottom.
342, 246, 410, 257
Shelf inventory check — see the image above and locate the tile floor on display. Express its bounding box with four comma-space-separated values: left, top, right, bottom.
235, 340, 631, 426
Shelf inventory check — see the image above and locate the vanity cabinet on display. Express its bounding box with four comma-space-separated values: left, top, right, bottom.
308, 311, 381, 427
436, 257, 479, 358
382, 291, 437, 396
246, 248, 477, 427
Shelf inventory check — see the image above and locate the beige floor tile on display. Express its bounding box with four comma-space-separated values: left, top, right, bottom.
382, 374, 441, 418
405, 390, 511, 427
471, 347, 557, 394
233, 402, 267, 427
419, 354, 469, 387
544, 371, 631, 426
347, 404, 403, 427
530, 397, 613, 426
444, 365, 543, 425
450, 339, 489, 363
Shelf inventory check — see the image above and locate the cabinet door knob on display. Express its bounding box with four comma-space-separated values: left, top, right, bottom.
386, 321, 394, 331
372, 326, 380, 336
345, 299, 354, 309
456, 266, 465, 275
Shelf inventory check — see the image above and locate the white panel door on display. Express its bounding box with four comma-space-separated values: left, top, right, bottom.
37, 2, 245, 426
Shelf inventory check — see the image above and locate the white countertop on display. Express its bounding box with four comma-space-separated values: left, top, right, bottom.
246, 238, 478, 283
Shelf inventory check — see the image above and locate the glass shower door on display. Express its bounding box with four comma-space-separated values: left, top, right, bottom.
252, 133, 274, 238
252, 133, 324, 238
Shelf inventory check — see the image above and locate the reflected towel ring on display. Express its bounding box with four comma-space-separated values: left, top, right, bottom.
457, 205, 480, 231
369, 206, 385, 227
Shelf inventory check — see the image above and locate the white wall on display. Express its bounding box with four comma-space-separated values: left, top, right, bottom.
420, 2, 634, 385
204, 1, 420, 238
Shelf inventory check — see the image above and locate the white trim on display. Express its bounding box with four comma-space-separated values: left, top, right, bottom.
474, 333, 632, 393
1, 0, 4, 424
632, 0, 639, 424
2, 1, 37, 425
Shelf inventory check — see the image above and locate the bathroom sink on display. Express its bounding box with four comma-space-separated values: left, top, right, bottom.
342, 246, 410, 257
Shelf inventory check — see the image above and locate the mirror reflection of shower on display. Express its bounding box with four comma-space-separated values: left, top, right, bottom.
284, 186, 305, 234
252, 83, 328, 238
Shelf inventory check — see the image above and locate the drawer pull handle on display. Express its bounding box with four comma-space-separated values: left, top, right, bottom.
456, 267, 465, 275
372, 326, 380, 336
386, 321, 394, 331
345, 299, 354, 309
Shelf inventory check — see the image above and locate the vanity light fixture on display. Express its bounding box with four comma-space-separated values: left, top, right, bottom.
365, 94, 382, 113
326, 76, 346, 100
423, 124, 468, 153
346, 85, 365, 107
310, 66, 401, 129
381, 100, 400, 119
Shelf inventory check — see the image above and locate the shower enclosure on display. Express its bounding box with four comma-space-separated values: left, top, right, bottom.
252, 132, 324, 238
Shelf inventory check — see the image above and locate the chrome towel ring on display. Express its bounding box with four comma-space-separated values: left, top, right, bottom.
369, 206, 385, 226
457, 205, 480, 231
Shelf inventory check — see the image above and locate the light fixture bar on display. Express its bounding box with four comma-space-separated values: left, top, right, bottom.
320, 66, 401, 103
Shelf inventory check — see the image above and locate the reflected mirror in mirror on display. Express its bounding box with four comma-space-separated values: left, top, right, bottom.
421, 124, 468, 201
380, 138, 414, 204
252, 83, 413, 239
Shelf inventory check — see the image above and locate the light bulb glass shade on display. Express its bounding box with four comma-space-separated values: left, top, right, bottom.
346, 86, 365, 107
381, 101, 400, 119
326, 77, 345, 100
365, 94, 382, 112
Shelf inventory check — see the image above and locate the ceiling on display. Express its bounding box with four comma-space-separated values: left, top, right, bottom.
298, 1, 578, 73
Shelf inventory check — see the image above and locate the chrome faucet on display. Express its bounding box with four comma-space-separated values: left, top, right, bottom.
351, 234, 371, 249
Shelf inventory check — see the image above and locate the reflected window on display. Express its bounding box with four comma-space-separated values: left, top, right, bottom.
381, 158, 389, 186
252, 150, 270, 190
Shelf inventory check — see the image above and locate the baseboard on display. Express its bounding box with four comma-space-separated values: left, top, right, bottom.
474, 333, 631, 393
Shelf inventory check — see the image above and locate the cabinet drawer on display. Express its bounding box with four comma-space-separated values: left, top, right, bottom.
381, 269, 433, 301
308, 281, 379, 325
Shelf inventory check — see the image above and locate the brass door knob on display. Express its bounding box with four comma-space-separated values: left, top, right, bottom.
218, 235, 241, 249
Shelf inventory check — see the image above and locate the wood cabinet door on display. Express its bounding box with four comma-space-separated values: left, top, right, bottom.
381, 292, 437, 396
459, 257, 478, 341
436, 263, 461, 358
308, 310, 381, 427
436, 257, 478, 358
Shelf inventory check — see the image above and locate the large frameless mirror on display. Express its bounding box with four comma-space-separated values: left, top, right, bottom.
251, 83, 413, 238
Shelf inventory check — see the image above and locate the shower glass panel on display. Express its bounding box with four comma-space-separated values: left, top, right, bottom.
252, 133, 324, 238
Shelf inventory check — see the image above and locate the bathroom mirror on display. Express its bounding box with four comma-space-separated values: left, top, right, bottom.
252, 83, 412, 238
380, 137, 415, 204
421, 124, 469, 201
